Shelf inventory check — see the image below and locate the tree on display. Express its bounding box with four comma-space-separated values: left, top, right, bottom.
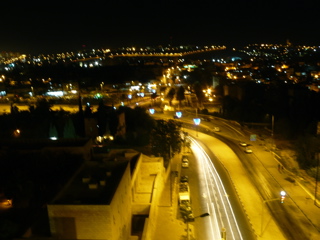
34, 98, 52, 116
295, 133, 320, 169
84, 103, 93, 117
166, 87, 176, 106
113, 106, 155, 146
193, 82, 205, 108
96, 100, 112, 136
176, 86, 185, 109
49, 123, 58, 139
150, 119, 182, 167
63, 118, 77, 138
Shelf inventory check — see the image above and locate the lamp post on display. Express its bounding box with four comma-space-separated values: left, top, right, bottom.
186, 212, 210, 240
280, 190, 286, 203
261, 191, 286, 236
193, 118, 201, 137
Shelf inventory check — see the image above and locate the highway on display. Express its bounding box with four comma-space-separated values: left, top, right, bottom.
189, 136, 246, 240
177, 111, 319, 240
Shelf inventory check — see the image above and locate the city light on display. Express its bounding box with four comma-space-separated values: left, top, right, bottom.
176, 111, 182, 118
193, 118, 201, 137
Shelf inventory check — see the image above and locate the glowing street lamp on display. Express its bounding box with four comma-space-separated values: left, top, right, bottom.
280, 190, 286, 203
149, 108, 155, 114
13, 129, 20, 137
176, 111, 182, 118
261, 191, 287, 236
193, 118, 201, 137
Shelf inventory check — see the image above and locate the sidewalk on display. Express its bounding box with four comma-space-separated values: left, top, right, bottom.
153, 153, 189, 240
219, 123, 320, 239
249, 138, 320, 239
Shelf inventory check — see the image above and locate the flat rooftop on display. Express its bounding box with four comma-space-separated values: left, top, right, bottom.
51, 161, 128, 205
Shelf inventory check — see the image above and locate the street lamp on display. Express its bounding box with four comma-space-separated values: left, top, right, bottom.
193, 118, 201, 137
280, 190, 286, 203
13, 129, 20, 138
185, 212, 210, 240
261, 191, 287, 236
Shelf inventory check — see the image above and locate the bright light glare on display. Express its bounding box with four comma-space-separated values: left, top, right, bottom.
46, 91, 63, 97
149, 109, 155, 114
193, 118, 201, 125
176, 111, 182, 118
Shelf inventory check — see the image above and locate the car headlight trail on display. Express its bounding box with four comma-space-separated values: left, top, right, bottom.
190, 137, 243, 240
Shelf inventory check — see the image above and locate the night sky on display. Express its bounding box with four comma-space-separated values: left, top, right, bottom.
1, 0, 320, 54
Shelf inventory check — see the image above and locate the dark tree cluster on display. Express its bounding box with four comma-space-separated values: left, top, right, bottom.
150, 119, 183, 167
220, 81, 320, 139
112, 106, 156, 146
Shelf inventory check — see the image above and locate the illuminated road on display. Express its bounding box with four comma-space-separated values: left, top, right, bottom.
189, 136, 244, 240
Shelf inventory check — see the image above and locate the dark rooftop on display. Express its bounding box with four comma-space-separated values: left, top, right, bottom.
51, 160, 129, 205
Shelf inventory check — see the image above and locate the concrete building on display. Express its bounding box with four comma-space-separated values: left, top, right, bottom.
48, 160, 132, 240
47, 149, 167, 240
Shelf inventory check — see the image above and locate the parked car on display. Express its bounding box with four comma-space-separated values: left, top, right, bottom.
182, 156, 189, 162
180, 175, 189, 183
239, 142, 247, 147
245, 148, 253, 153
182, 161, 189, 168
181, 156, 189, 167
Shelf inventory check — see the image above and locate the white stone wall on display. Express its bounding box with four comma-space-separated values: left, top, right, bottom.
48, 204, 111, 239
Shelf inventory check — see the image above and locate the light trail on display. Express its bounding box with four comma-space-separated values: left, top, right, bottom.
190, 137, 243, 240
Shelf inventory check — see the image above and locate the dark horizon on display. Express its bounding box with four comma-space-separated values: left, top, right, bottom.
2, 1, 320, 55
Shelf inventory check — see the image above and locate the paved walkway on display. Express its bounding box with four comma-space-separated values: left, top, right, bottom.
153, 153, 188, 240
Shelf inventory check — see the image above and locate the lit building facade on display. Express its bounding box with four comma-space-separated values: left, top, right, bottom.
47, 150, 166, 240
47, 160, 132, 240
